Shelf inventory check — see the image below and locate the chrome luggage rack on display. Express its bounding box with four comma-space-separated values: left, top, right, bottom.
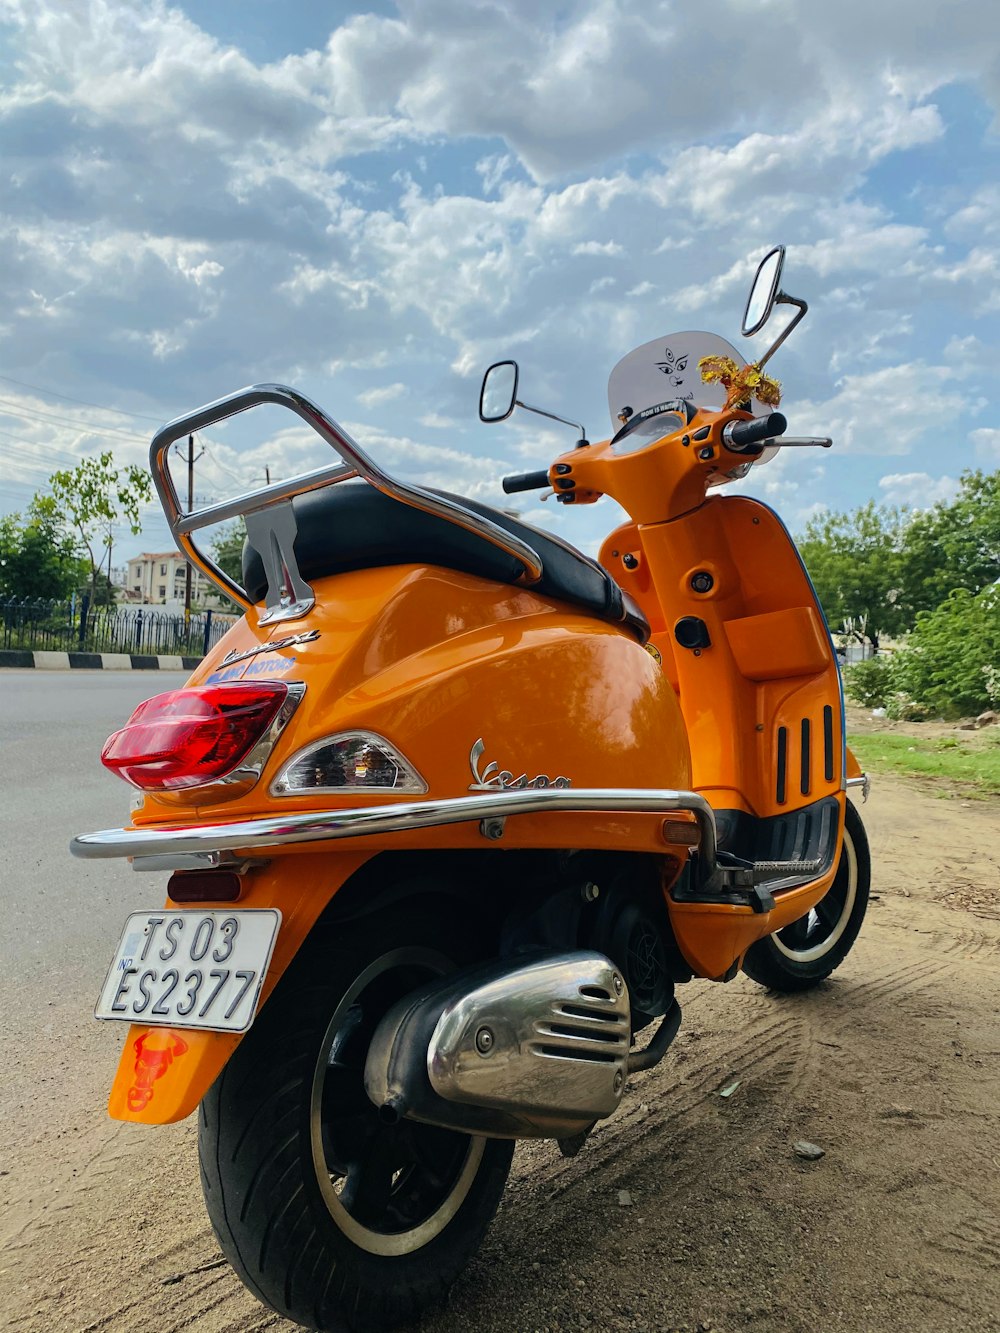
152, 383, 543, 625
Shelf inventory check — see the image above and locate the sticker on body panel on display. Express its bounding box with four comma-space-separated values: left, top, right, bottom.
205, 629, 322, 682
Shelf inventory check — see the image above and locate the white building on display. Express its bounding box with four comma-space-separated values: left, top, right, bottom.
125, 551, 232, 610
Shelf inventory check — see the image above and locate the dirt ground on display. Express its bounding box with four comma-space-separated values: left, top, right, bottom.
3, 767, 999, 1333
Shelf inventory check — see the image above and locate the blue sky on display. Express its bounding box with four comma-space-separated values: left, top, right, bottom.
1, 0, 998, 567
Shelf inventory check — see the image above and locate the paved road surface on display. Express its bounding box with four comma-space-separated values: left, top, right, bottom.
0, 670, 188, 1150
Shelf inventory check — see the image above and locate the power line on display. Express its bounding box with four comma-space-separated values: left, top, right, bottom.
0, 436, 87, 469
0, 396, 149, 443
0, 371, 165, 425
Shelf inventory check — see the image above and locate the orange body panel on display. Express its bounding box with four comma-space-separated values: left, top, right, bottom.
112, 564, 694, 1123
108, 851, 369, 1122
135, 564, 692, 826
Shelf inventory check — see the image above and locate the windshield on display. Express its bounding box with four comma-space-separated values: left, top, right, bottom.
606, 330, 778, 481
607, 331, 772, 427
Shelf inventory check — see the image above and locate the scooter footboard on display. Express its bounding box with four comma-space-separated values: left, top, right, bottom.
106, 850, 370, 1124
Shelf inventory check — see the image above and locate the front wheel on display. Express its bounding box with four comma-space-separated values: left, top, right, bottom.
742, 799, 871, 992
199, 909, 513, 1333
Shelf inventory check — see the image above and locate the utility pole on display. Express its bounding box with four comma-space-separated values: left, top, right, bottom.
183, 434, 204, 623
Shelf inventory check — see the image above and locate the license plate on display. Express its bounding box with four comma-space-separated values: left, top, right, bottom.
95, 909, 281, 1034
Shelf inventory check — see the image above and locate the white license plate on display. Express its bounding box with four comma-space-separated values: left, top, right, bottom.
95, 909, 281, 1033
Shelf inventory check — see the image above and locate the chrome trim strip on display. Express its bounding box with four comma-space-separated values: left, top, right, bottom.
71, 786, 717, 880
150, 383, 543, 614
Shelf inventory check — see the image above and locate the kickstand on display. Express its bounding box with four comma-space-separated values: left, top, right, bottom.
557, 1122, 596, 1158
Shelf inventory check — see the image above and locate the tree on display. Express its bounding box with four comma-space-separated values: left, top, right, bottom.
892, 584, 1000, 718
49, 451, 152, 602
210, 519, 247, 586
798, 502, 910, 651
0, 497, 85, 600
898, 469, 1000, 615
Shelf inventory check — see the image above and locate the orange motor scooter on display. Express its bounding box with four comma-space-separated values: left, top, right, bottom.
73, 245, 870, 1332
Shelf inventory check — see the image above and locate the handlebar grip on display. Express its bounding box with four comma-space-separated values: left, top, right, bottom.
726, 411, 787, 451
502, 469, 550, 494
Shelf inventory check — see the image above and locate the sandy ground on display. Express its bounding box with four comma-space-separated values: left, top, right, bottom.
2, 769, 999, 1333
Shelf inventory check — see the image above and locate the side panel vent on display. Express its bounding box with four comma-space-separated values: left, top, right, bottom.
823, 705, 835, 782
776, 726, 788, 804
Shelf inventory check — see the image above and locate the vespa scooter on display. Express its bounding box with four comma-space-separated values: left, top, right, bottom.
73, 245, 870, 1332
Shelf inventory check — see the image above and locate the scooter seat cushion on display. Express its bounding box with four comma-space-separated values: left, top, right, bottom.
242, 482, 650, 643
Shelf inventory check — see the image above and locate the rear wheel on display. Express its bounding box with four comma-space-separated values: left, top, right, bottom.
199, 908, 513, 1332
742, 799, 871, 992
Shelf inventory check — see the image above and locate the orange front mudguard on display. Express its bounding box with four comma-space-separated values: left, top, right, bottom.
107, 850, 370, 1124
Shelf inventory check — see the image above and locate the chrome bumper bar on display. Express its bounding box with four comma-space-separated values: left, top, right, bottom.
71, 787, 718, 883
846, 773, 871, 802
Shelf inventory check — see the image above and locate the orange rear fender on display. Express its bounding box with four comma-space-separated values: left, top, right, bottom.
107, 850, 370, 1124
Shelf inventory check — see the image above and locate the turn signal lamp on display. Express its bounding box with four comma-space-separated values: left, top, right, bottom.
271, 732, 426, 796
101, 683, 290, 791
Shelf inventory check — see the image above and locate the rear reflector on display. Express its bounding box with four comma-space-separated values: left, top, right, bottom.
101, 682, 290, 791
168, 871, 242, 902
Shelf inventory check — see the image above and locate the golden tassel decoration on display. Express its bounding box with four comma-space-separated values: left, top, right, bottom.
699, 355, 782, 409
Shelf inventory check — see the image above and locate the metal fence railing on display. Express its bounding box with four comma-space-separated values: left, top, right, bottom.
0, 596, 237, 658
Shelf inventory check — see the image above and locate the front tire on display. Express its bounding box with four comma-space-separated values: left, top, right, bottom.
742, 799, 871, 992
199, 909, 513, 1332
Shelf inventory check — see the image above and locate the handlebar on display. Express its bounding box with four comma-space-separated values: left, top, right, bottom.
502, 469, 550, 494
724, 411, 787, 452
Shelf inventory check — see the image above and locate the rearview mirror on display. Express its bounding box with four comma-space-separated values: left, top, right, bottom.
479, 360, 519, 422
742, 245, 785, 337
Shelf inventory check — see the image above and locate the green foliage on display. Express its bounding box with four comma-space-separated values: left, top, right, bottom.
843, 655, 897, 709
799, 501, 909, 650
891, 585, 1000, 719
49, 451, 152, 600
897, 470, 1000, 615
210, 520, 247, 586
0, 497, 86, 600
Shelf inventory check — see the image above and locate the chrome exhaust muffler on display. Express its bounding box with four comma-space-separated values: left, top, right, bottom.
364, 952, 631, 1139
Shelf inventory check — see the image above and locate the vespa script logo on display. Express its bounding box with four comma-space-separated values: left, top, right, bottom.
468, 738, 571, 791
221, 630, 320, 667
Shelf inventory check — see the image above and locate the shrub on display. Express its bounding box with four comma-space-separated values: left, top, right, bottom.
843, 654, 897, 709
891, 585, 1000, 719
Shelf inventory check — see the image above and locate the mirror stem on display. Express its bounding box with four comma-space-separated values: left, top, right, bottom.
756, 294, 808, 369
515, 399, 587, 443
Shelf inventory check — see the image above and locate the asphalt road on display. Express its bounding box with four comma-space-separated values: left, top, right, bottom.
0, 669, 189, 1151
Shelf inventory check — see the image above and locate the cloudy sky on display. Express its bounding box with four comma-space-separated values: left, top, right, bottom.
1, 0, 998, 569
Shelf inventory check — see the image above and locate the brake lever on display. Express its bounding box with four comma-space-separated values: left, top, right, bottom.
771, 437, 833, 448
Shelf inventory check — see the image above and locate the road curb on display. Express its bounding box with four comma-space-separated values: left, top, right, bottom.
0, 650, 200, 671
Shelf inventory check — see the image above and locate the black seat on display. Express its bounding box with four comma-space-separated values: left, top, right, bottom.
242, 482, 649, 643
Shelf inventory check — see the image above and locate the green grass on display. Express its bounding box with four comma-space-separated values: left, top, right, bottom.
848, 730, 1000, 797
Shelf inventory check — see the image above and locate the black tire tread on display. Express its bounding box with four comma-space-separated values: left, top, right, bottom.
198, 911, 513, 1333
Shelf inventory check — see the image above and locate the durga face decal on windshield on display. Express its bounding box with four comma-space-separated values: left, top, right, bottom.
655, 346, 689, 386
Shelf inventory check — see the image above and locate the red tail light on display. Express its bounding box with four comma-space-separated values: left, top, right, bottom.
101, 682, 290, 791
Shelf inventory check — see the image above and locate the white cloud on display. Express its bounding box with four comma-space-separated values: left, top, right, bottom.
1, 0, 998, 567
793, 363, 974, 454
878, 471, 960, 508
357, 382, 406, 407
572, 240, 623, 257
970, 427, 1000, 463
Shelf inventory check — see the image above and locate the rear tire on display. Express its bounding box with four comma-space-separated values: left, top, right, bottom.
742, 799, 871, 992
199, 908, 513, 1332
